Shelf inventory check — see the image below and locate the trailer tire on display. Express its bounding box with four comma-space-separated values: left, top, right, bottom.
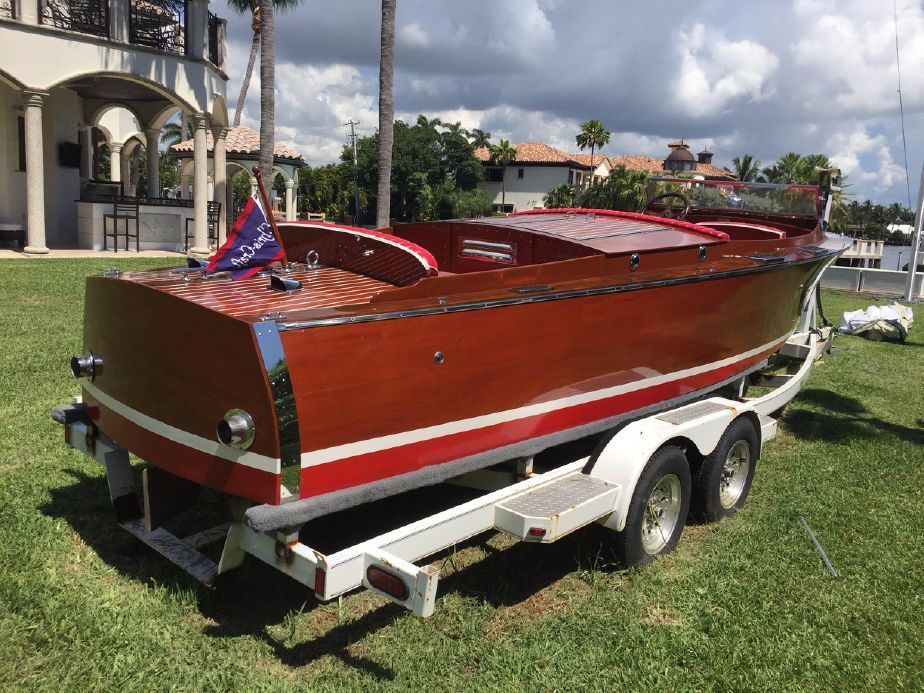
610, 445, 691, 567
691, 417, 758, 522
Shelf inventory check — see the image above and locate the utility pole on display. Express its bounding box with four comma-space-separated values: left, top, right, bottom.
347, 119, 361, 225
904, 161, 923, 301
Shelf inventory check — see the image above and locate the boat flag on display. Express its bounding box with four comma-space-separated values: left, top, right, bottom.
205, 166, 287, 279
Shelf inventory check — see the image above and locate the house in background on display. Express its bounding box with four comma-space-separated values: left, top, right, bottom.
475, 143, 592, 213
0, 0, 228, 254
610, 141, 736, 181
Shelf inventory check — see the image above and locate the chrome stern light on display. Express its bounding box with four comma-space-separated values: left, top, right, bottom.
217, 409, 256, 450
70, 353, 103, 380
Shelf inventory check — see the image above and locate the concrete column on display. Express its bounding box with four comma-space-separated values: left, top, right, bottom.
190, 114, 210, 256
225, 172, 235, 237
121, 149, 132, 195
284, 180, 295, 221
23, 91, 49, 255
80, 126, 94, 179
109, 142, 122, 184
186, 0, 208, 60
211, 126, 228, 243
249, 176, 258, 197
207, 174, 213, 201
145, 128, 160, 198
17, 0, 39, 25
110, 0, 129, 42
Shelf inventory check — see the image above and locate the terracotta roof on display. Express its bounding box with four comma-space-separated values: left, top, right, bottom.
607, 155, 735, 181
668, 139, 688, 149
171, 125, 304, 162
475, 142, 589, 167
569, 152, 609, 168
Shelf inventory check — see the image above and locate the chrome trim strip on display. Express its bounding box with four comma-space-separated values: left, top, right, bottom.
461, 248, 514, 261
253, 321, 301, 477
277, 247, 844, 332
463, 239, 515, 251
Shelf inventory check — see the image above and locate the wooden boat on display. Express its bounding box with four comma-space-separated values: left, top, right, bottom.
72, 179, 848, 525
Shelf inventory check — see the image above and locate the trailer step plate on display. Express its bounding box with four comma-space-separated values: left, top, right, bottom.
121, 518, 219, 585
494, 472, 620, 543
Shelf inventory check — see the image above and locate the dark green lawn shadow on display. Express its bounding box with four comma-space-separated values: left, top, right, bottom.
782, 388, 924, 448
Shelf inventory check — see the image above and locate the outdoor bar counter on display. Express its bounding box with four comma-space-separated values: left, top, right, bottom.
76, 197, 196, 252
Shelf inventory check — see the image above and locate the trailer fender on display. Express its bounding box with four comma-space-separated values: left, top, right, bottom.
588, 398, 748, 532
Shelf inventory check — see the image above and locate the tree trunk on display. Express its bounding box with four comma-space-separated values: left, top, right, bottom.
376, 0, 396, 229
258, 0, 274, 189
234, 28, 260, 128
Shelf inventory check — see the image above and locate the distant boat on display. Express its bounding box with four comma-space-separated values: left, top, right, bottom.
70, 179, 848, 520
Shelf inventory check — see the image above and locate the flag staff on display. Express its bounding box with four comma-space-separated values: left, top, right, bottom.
252, 165, 289, 268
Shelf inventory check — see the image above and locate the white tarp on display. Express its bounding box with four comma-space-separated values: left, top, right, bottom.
840, 303, 914, 342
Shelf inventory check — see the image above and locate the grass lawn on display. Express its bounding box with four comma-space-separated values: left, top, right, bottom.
0, 259, 922, 691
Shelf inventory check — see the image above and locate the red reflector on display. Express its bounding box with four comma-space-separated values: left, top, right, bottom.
314, 567, 326, 596
527, 527, 547, 538
85, 403, 100, 421
366, 565, 410, 602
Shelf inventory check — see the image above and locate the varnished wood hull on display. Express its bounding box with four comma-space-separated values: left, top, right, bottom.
76, 212, 844, 508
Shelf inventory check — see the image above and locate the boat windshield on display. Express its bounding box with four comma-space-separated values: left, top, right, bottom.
647, 178, 820, 217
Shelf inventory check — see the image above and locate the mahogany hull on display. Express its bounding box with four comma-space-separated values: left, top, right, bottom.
74, 209, 844, 509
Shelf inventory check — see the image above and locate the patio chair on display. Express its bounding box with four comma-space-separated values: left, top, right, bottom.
184, 201, 222, 252
103, 197, 140, 252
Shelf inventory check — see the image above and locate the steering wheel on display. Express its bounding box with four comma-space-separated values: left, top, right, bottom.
642, 192, 691, 220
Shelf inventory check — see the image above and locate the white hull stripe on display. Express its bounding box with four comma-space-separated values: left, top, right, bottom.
300, 334, 789, 469
82, 382, 281, 474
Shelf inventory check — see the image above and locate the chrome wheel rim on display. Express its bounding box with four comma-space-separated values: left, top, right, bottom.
720, 440, 751, 509
641, 474, 683, 554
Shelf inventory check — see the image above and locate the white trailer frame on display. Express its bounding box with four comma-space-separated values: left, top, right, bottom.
55, 286, 833, 619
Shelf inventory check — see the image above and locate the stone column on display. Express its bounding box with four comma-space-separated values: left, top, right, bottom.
189, 114, 210, 256
249, 176, 258, 197
145, 128, 160, 198
80, 125, 94, 179
109, 142, 122, 184
23, 91, 49, 255
17, 0, 39, 24
186, 0, 208, 60
121, 148, 132, 195
284, 179, 295, 221
109, 0, 129, 42
211, 126, 228, 243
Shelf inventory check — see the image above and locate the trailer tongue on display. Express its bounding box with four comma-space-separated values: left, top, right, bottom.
52, 288, 833, 619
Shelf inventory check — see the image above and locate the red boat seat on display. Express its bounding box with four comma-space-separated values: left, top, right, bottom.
698, 222, 786, 240
277, 222, 439, 287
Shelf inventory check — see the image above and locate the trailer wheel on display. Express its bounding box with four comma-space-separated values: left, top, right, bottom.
611, 445, 691, 567
692, 417, 758, 522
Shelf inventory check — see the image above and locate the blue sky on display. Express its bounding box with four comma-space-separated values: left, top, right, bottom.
222, 0, 924, 206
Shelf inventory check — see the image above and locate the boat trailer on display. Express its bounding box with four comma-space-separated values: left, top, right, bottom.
52, 289, 834, 618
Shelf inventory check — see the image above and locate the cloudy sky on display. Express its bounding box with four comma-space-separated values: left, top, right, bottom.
223, 0, 924, 205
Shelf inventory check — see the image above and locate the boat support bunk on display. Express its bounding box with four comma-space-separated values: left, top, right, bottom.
52, 285, 834, 618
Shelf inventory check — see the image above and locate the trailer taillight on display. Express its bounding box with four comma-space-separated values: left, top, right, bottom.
527, 527, 547, 539
366, 565, 410, 602
313, 566, 326, 596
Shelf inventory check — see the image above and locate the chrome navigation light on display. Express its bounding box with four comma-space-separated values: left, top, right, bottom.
217, 409, 256, 450
70, 353, 103, 380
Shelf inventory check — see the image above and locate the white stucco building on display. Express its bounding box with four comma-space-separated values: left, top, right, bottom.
0, 0, 228, 254
475, 143, 592, 213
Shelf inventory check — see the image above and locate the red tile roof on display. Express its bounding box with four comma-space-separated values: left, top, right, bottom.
475, 142, 590, 167
171, 125, 304, 162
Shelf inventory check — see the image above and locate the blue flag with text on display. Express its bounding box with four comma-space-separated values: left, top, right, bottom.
205, 195, 284, 279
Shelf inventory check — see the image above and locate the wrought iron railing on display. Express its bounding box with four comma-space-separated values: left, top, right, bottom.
207, 10, 219, 65
129, 0, 186, 55
42, 0, 110, 37
0, 0, 15, 19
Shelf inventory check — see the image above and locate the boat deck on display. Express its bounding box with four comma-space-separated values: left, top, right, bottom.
125, 266, 391, 319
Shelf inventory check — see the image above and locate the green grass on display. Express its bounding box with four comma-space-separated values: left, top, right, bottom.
1, 259, 922, 691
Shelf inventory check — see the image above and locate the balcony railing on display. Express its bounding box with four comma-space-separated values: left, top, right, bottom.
129, 0, 186, 55
42, 0, 109, 37
0, 0, 15, 19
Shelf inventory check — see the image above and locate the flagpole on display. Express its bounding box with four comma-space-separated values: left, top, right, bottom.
252, 165, 289, 267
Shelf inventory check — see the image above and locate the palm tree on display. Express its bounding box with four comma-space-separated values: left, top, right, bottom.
468, 128, 491, 149
159, 119, 191, 148
731, 154, 761, 182
376, 0, 396, 229
488, 139, 517, 212
258, 0, 275, 179
226, 0, 303, 128
576, 119, 611, 183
